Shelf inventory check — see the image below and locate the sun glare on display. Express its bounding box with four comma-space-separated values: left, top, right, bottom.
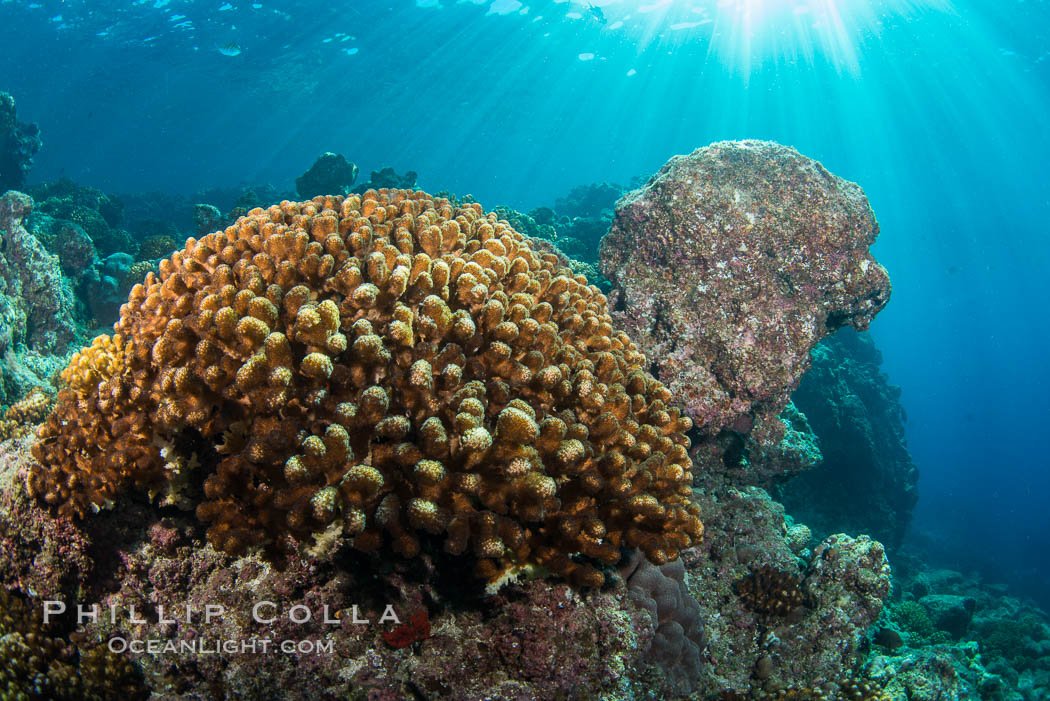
602, 0, 954, 76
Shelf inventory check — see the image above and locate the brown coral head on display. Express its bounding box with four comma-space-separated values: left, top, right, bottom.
734, 565, 807, 620
29, 189, 703, 588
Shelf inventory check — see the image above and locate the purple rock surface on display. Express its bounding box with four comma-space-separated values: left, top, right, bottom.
600, 140, 891, 442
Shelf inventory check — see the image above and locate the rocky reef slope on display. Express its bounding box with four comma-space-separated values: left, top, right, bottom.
0, 141, 913, 699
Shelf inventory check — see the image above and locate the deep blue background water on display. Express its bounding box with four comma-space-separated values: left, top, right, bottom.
2, 0, 1048, 605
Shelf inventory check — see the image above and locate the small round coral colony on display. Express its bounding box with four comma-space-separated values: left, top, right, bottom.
29, 190, 703, 587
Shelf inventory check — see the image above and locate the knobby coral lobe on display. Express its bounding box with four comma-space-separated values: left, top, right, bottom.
29, 189, 702, 587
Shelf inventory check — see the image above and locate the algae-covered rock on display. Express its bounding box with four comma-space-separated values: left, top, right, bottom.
0, 191, 81, 360
351, 165, 417, 193
0, 92, 42, 192
683, 484, 892, 696
295, 152, 359, 199
777, 327, 919, 550
600, 140, 891, 442
921, 594, 976, 640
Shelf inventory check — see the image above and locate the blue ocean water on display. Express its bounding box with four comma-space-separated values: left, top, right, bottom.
1, 0, 1047, 609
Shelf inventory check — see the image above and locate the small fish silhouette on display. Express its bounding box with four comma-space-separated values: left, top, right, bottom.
218, 42, 242, 57
588, 4, 606, 24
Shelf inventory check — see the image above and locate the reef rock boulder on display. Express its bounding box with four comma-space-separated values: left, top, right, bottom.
295, 152, 359, 200
0, 191, 81, 357
352, 166, 418, 194
0, 93, 42, 192
600, 140, 891, 441
682, 485, 892, 696
776, 328, 919, 550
